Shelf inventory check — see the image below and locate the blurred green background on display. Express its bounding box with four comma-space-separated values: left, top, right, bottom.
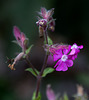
0, 0, 89, 100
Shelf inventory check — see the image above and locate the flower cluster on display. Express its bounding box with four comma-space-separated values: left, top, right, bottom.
36, 7, 55, 37
47, 43, 83, 71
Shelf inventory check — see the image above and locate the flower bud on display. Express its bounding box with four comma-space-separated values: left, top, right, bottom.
46, 84, 56, 100
13, 26, 28, 52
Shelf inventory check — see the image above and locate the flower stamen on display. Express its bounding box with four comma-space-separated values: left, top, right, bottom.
61, 55, 68, 62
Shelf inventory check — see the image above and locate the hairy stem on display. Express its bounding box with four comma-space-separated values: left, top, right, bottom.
44, 30, 48, 44
40, 53, 49, 76
35, 53, 48, 98
35, 30, 49, 98
36, 75, 41, 98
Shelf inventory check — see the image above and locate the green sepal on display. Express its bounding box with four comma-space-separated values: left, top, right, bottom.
32, 91, 41, 100
23, 44, 33, 58
26, 44, 33, 55
42, 67, 54, 77
12, 40, 18, 44
44, 36, 53, 45
12, 40, 20, 47
25, 68, 39, 77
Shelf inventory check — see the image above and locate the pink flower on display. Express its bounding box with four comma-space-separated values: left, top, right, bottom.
8, 52, 24, 70
46, 84, 56, 100
13, 26, 28, 51
69, 43, 83, 60
48, 43, 83, 71
53, 46, 73, 71
36, 7, 55, 33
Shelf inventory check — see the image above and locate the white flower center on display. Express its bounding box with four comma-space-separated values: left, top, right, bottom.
71, 44, 78, 49
61, 55, 68, 62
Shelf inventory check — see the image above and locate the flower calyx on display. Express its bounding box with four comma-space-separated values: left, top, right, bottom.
13, 26, 28, 52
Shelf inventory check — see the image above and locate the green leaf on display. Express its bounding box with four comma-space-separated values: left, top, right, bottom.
23, 44, 33, 58
32, 91, 41, 100
26, 44, 33, 54
42, 67, 54, 77
44, 36, 53, 45
25, 68, 39, 77
63, 93, 69, 100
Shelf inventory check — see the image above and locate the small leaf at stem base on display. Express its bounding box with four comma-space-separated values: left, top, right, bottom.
25, 68, 39, 77
23, 44, 33, 58
26, 44, 33, 55
42, 67, 54, 77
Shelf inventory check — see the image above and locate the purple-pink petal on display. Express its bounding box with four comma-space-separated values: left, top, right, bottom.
78, 45, 83, 49
55, 62, 63, 71
53, 54, 61, 61
69, 48, 76, 55
56, 61, 68, 71
65, 60, 73, 67
62, 62, 68, 71
21, 32, 26, 43
63, 45, 71, 55
54, 60, 61, 68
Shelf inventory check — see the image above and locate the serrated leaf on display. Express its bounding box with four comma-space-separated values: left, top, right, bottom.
63, 93, 69, 100
25, 68, 39, 77
32, 91, 41, 100
44, 36, 53, 45
42, 67, 54, 77
26, 44, 33, 54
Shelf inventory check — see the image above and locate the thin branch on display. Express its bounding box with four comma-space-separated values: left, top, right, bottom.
25, 57, 38, 76
35, 53, 48, 98
36, 75, 41, 98
40, 53, 48, 76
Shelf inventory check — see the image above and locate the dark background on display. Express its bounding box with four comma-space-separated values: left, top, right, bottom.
0, 0, 89, 100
